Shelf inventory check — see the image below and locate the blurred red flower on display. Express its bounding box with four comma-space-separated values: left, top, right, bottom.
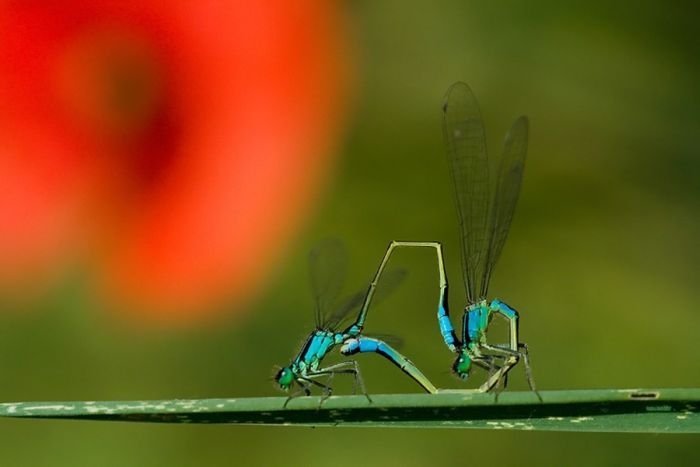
0, 1, 351, 323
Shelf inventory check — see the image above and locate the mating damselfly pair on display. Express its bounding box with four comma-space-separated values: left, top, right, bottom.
274, 82, 539, 406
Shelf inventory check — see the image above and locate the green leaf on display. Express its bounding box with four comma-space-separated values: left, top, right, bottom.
0, 388, 697, 433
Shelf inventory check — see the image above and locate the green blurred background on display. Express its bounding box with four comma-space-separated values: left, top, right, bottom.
1, 1, 699, 465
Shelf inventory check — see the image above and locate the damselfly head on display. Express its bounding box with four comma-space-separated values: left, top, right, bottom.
452, 353, 472, 380
274, 366, 295, 391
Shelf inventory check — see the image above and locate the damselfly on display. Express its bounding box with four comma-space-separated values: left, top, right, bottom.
274, 239, 437, 406
376, 82, 538, 394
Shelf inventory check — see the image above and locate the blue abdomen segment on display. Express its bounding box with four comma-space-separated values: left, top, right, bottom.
438, 287, 459, 352
490, 298, 518, 319
340, 337, 437, 394
489, 298, 519, 349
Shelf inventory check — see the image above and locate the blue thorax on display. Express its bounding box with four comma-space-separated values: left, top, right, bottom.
293, 328, 351, 373
463, 299, 489, 344
462, 299, 518, 346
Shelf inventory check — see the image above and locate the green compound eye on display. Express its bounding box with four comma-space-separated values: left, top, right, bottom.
452, 354, 472, 379
275, 367, 294, 390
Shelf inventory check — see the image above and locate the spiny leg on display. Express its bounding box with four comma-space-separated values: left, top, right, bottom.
492, 363, 511, 403
518, 343, 542, 401
346, 360, 368, 398
478, 356, 518, 393
482, 343, 520, 359
300, 377, 335, 408
330, 361, 368, 397
312, 360, 372, 403
489, 342, 524, 376
284, 375, 336, 409
472, 358, 493, 373
472, 355, 506, 399
283, 380, 312, 408
481, 343, 541, 400
486, 301, 541, 400
313, 361, 361, 395
489, 342, 537, 388
473, 355, 503, 378
480, 343, 522, 391
484, 351, 519, 392
316, 369, 363, 406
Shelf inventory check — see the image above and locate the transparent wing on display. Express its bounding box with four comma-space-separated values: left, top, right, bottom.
369, 267, 407, 304
480, 116, 528, 298
323, 268, 408, 330
324, 290, 364, 329
442, 82, 490, 303
308, 238, 347, 328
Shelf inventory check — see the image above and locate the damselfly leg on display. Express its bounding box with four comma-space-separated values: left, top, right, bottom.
312, 360, 372, 405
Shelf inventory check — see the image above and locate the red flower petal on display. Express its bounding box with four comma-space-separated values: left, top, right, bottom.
0, 1, 352, 322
